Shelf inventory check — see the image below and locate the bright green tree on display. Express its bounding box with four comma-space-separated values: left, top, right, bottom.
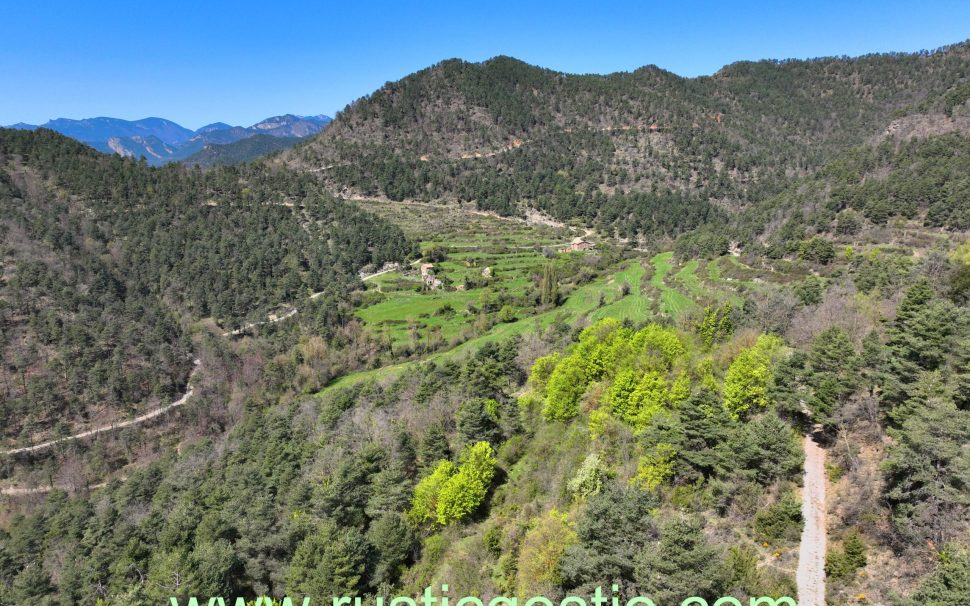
436, 441, 497, 524
408, 460, 455, 524
630, 371, 671, 429
608, 369, 640, 421
723, 335, 781, 419
543, 355, 588, 420
528, 352, 561, 395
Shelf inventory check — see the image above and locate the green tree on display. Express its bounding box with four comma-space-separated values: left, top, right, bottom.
883, 395, 970, 545
676, 388, 736, 479
607, 369, 640, 421
543, 355, 588, 421
417, 424, 451, 472
728, 413, 803, 485
894, 545, 970, 606
515, 510, 577, 595
539, 262, 559, 307
753, 492, 803, 542
559, 483, 659, 593
723, 335, 781, 419
528, 352, 561, 395
793, 276, 824, 306
807, 327, 860, 426
835, 209, 863, 235
435, 441, 497, 524
630, 371, 672, 429
634, 517, 728, 605
367, 513, 416, 586
455, 398, 501, 447
408, 460, 455, 525
633, 442, 678, 490
188, 539, 243, 598
9, 563, 54, 606
800, 237, 836, 264
698, 303, 734, 347
286, 521, 369, 598
826, 529, 867, 581
366, 461, 413, 518
884, 279, 958, 407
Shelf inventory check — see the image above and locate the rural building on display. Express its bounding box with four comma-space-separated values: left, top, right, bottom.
420, 263, 443, 289
563, 237, 595, 252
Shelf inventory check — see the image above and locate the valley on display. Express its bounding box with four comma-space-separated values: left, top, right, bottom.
2, 41, 970, 606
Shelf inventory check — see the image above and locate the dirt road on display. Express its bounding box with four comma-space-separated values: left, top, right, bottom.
2, 359, 200, 457
797, 435, 827, 606
1, 480, 110, 497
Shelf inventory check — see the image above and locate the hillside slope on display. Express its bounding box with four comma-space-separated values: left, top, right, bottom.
184, 134, 301, 167
2, 46, 970, 606
0, 128, 411, 446
285, 43, 970, 238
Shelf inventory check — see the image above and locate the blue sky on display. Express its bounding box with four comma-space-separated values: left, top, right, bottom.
2, 0, 969, 130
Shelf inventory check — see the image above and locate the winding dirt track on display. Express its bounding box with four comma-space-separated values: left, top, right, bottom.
3, 268, 395, 463
2, 359, 201, 458
221, 268, 393, 336
797, 435, 827, 606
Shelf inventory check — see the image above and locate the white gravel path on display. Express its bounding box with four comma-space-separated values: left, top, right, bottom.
797, 435, 827, 606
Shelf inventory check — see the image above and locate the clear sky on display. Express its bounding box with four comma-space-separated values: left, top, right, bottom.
3, 0, 969, 130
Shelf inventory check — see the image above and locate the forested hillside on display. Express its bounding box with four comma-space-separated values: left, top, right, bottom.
4, 269, 968, 605
0, 128, 412, 445
667, 128, 970, 260
3, 42, 970, 606
183, 135, 302, 168
286, 43, 970, 239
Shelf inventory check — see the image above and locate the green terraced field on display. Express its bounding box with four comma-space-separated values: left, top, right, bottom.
650, 252, 695, 316
330, 201, 796, 394
351, 199, 588, 349
589, 261, 653, 323
323, 261, 628, 393
323, 250, 797, 396
674, 259, 707, 298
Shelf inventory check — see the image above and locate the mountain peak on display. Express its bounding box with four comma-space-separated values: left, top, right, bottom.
196, 122, 235, 133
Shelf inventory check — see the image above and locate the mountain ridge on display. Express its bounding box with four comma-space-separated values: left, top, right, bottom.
8, 113, 332, 165
284, 42, 970, 238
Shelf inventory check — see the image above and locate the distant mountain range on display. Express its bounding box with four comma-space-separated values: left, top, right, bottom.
7, 114, 331, 165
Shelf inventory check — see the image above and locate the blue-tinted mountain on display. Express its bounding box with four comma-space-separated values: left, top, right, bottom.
43, 116, 195, 147
6, 114, 332, 165
251, 113, 332, 137
195, 122, 234, 133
